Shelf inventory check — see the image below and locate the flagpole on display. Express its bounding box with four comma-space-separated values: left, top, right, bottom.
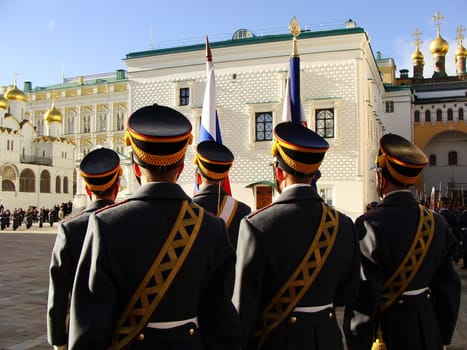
289, 17, 301, 124
196, 36, 231, 195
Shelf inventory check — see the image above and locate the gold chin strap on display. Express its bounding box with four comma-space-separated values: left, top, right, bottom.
271, 140, 319, 175
193, 154, 229, 180
125, 132, 192, 167
376, 154, 417, 185
82, 167, 122, 192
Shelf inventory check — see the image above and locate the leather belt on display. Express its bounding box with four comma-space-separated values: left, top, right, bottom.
402, 287, 429, 296
146, 316, 198, 329
294, 303, 333, 313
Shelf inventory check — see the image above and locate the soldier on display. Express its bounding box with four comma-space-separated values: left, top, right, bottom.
344, 133, 461, 350
193, 140, 251, 249
69, 104, 241, 350
234, 122, 360, 350
47, 147, 122, 350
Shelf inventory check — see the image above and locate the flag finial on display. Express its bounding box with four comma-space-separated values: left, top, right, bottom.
205, 36, 212, 62
289, 17, 301, 57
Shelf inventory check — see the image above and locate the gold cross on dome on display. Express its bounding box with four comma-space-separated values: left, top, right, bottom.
432, 12, 444, 34
457, 25, 465, 45
413, 28, 423, 47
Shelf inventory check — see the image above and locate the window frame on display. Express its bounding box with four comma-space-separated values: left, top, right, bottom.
255, 111, 273, 142
179, 87, 190, 106
315, 108, 335, 139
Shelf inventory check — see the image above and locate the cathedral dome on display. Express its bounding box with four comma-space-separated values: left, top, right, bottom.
429, 34, 449, 55
4, 84, 28, 102
455, 44, 467, 58
44, 104, 63, 123
0, 94, 7, 110
411, 47, 425, 61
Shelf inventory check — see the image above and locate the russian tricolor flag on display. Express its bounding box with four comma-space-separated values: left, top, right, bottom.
196, 36, 231, 194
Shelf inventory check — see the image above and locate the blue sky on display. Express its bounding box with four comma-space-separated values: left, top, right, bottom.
1, 0, 466, 88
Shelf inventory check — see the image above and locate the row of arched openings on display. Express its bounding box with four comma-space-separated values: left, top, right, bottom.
414, 108, 464, 122
429, 151, 458, 166
1, 166, 69, 193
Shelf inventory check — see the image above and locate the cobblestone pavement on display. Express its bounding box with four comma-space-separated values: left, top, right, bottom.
0, 223, 466, 349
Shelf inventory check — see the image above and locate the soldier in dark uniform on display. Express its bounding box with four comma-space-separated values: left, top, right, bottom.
47, 147, 122, 350
69, 104, 241, 350
460, 209, 467, 269
234, 122, 360, 350
193, 140, 251, 249
344, 133, 461, 350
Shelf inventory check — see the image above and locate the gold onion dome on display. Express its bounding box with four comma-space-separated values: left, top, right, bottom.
4, 84, 28, 102
455, 44, 467, 57
0, 94, 7, 110
429, 34, 449, 54
44, 104, 63, 123
411, 47, 424, 61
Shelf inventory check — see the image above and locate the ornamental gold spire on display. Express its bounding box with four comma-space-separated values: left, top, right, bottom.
457, 25, 466, 48
432, 12, 444, 36
289, 17, 301, 57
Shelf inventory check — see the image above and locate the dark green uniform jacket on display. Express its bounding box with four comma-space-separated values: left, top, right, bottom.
344, 190, 461, 350
235, 184, 360, 350
193, 184, 251, 249
69, 182, 241, 350
47, 199, 114, 347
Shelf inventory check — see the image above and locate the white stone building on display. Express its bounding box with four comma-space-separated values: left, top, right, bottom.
23, 71, 132, 209
125, 22, 386, 218
0, 83, 75, 210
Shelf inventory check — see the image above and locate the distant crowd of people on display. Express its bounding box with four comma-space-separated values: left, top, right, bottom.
0, 202, 73, 231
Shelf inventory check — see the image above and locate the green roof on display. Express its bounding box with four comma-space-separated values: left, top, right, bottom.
28, 72, 128, 92
126, 27, 365, 60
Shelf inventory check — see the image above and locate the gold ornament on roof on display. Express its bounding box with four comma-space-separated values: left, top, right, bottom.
289, 17, 301, 57
0, 94, 7, 110
430, 12, 449, 54
455, 25, 467, 57
4, 76, 28, 102
411, 28, 425, 62
44, 103, 63, 123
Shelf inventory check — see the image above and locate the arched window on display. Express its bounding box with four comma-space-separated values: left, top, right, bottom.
63, 176, 69, 194
459, 108, 464, 121
448, 151, 458, 166
40, 170, 51, 193
56, 176, 61, 193
414, 110, 420, 122
425, 110, 431, 122
447, 108, 453, 121
19, 168, 35, 192
2, 166, 16, 192
436, 109, 442, 121
429, 154, 437, 166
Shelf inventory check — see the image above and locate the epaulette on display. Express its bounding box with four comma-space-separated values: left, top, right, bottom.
95, 199, 130, 214
246, 202, 275, 218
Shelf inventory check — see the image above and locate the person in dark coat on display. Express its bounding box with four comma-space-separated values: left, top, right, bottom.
344, 133, 461, 350
193, 140, 251, 249
69, 104, 241, 350
459, 209, 467, 269
234, 122, 360, 350
47, 147, 122, 350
